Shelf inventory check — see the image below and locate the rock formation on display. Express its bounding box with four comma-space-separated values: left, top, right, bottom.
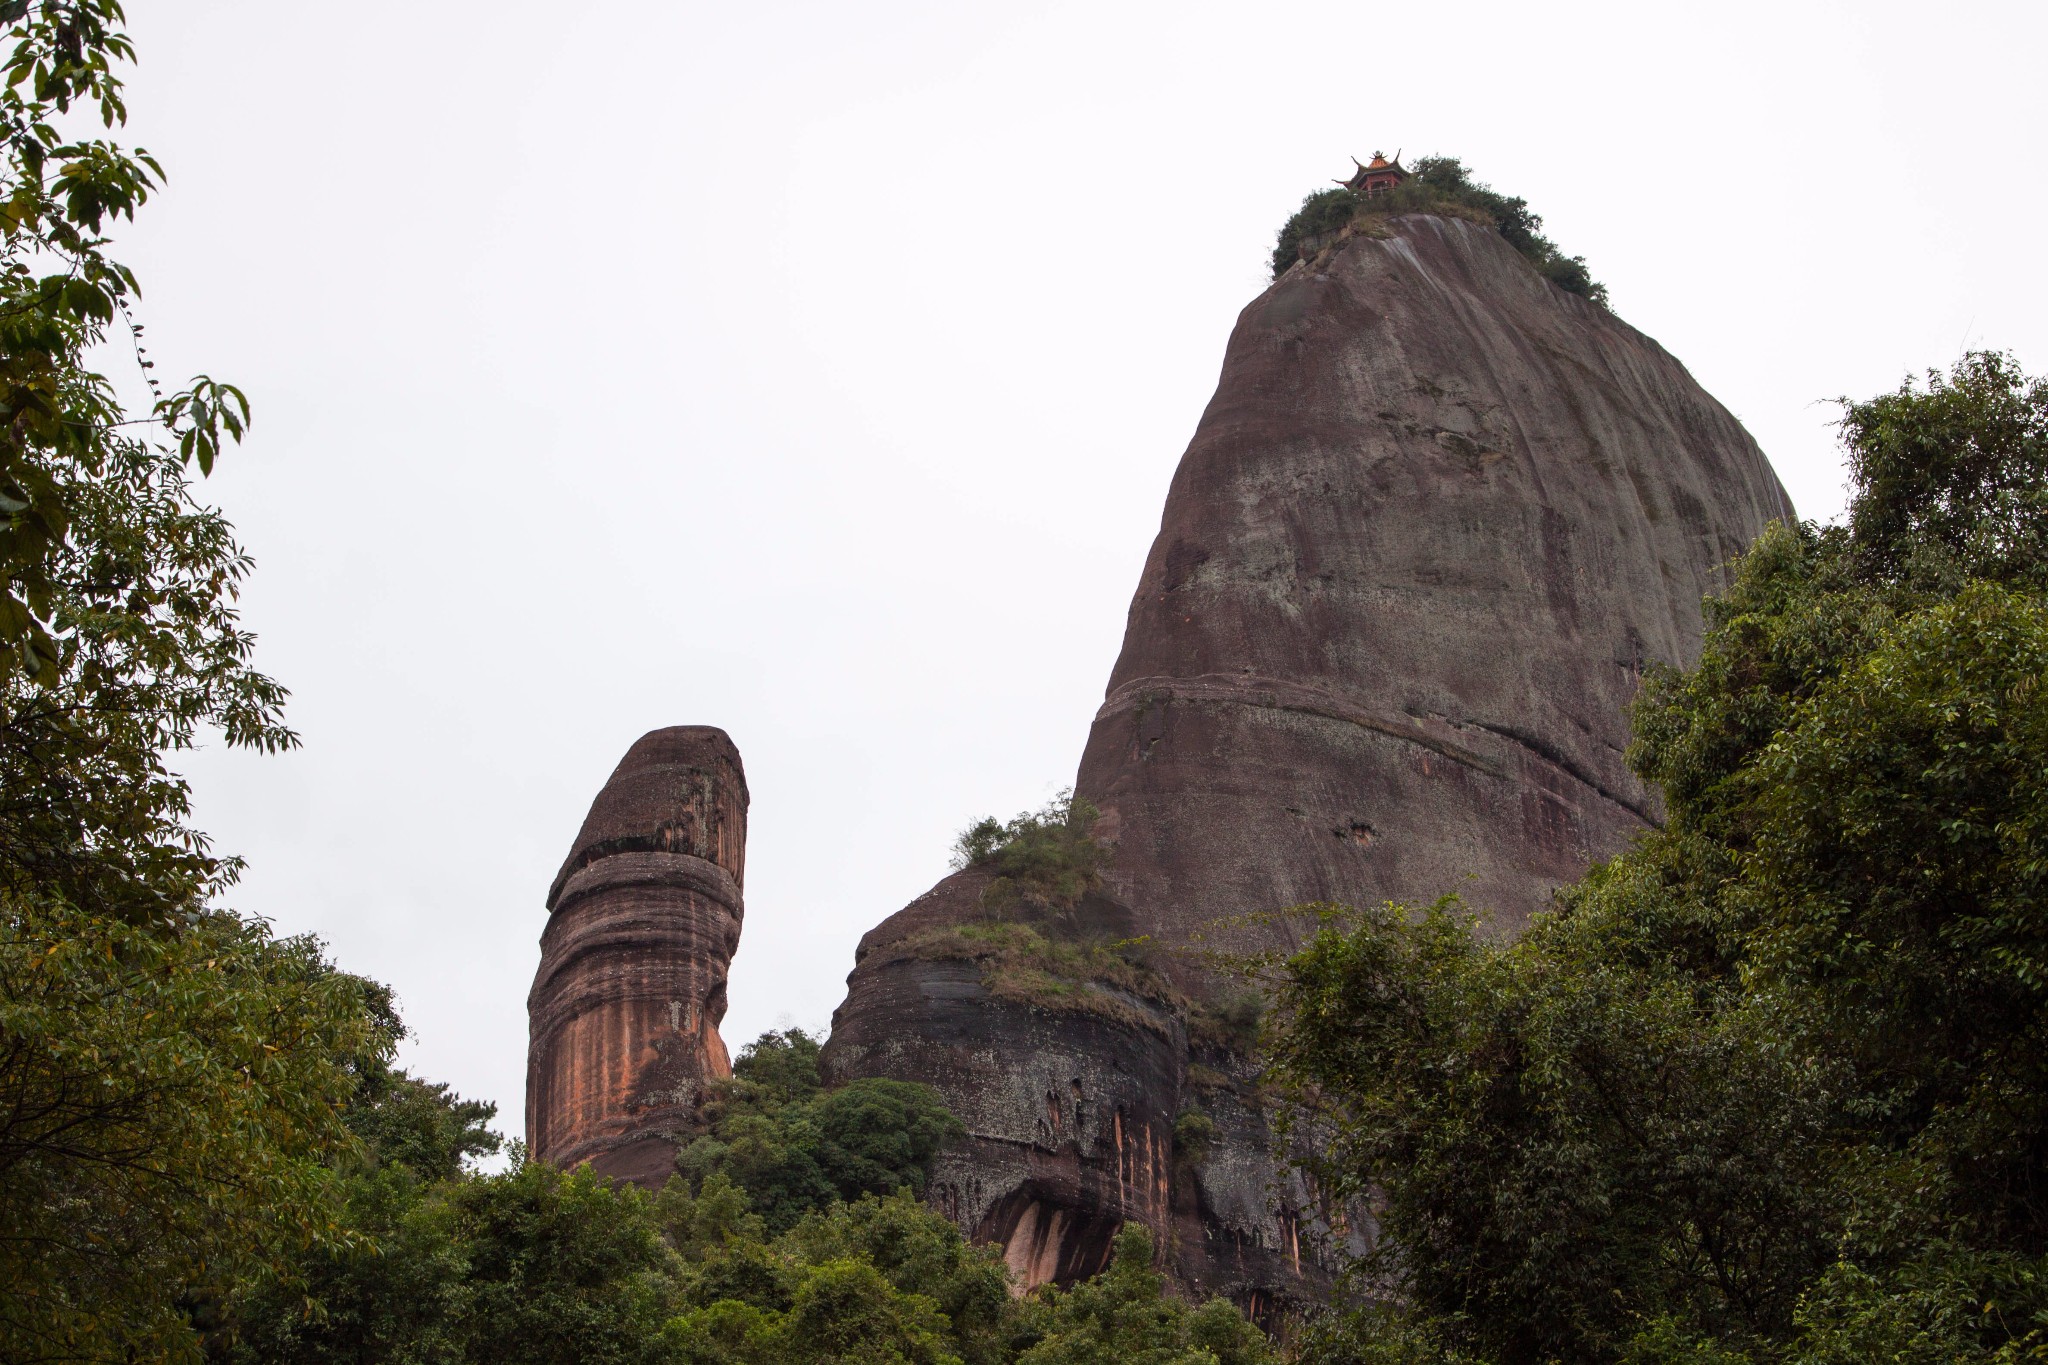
823, 212, 1795, 1311
526, 726, 747, 1185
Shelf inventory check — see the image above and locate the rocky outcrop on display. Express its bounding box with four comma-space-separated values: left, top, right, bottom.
821, 871, 1204, 1290
824, 213, 1794, 1310
526, 726, 747, 1185
1080, 212, 1792, 952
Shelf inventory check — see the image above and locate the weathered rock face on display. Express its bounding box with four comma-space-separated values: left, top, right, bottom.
822, 871, 1201, 1290
824, 213, 1794, 1310
1080, 213, 1794, 952
526, 726, 747, 1186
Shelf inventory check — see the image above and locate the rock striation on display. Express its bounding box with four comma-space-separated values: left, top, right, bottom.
823, 213, 1795, 1311
526, 726, 747, 1186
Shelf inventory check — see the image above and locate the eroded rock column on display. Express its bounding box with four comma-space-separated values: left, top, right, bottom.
526, 726, 746, 1185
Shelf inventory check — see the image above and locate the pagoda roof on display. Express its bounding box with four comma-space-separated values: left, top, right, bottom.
1339, 150, 1408, 190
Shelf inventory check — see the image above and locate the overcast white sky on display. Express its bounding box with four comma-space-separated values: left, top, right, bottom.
120, 1, 2046, 1145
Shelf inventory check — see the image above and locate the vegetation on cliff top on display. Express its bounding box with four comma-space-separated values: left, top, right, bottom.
899, 919, 1186, 1035
1268, 352, 2048, 1364
952, 789, 1108, 915
938, 793, 1267, 1052
1270, 155, 1608, 306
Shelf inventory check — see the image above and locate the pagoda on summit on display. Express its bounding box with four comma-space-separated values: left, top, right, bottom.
1341, 150, 1408, 197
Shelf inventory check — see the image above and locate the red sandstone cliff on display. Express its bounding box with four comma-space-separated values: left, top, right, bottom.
526, 726, 747, 1185
823, 213, 1795, 1311
1079, 213, 1792, 951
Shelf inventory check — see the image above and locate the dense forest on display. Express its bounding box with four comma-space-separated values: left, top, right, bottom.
4, 5, 2045, 1364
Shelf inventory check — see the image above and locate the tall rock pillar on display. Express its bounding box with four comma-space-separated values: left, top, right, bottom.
525, 726, 747, 1185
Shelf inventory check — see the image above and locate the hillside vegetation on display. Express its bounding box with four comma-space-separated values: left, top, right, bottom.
1271, 156, 1608, 305
220, 1029, 1273, 1365
1269, 351, 2048, 1365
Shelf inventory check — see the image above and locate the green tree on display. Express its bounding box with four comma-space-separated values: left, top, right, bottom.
231, 1154, 691, 1365
218, 1068, 502, 1365
0, 910, 397, 1365
781, 1191, 1016, 1365
345, 1067, 503, 1185
228, 1080, 1275, 1365
666, 1256, 963, 1365
1014, 1227, 1270, 1365
677, 1030, 965, 1233
0, 6, 396, 1359
0, 0, 281, 923
1266, 353, 2048, 1364
218, 1163, 468, 1365
441, 1160, 683, 1365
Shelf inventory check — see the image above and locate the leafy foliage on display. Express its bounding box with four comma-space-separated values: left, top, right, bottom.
1266, 353, 2048, 1364
346, 1067, 504, 1185
0, 0, 285, 924
1269, 156, 1608, 306
675, 1029, 965, 1233
0, 10, 412, 1361
0, 907, 397, 1365
1013, 1227, 1271, 1365
224, 1035, 1272, 1365
225, 1154, 685, 1365
1267, 187, 1360, 280
929, 794, 1267, 1047
951, 790, 1107, 915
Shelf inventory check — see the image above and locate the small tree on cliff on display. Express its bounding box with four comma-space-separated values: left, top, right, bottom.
952, 789, 1107, 916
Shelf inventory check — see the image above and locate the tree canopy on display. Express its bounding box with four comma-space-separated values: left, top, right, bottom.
221, 1030, 1271, 1365
1267, 352, 2048, 1363
675, 1028, 966, 1233
0, 6, 393, 1361
0, 0, 280, 923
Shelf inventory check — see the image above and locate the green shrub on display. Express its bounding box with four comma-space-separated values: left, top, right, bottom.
951, 790, 1106, 915
1270, 155, 1609, 307
1187, 988, 1264, 1053
731, 1027, 825, 1105
1269, 187, 1363, 278
1171, 1111, 1216, 1167
679, 1030, 965, 1233
934, 798, 1276, 1054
